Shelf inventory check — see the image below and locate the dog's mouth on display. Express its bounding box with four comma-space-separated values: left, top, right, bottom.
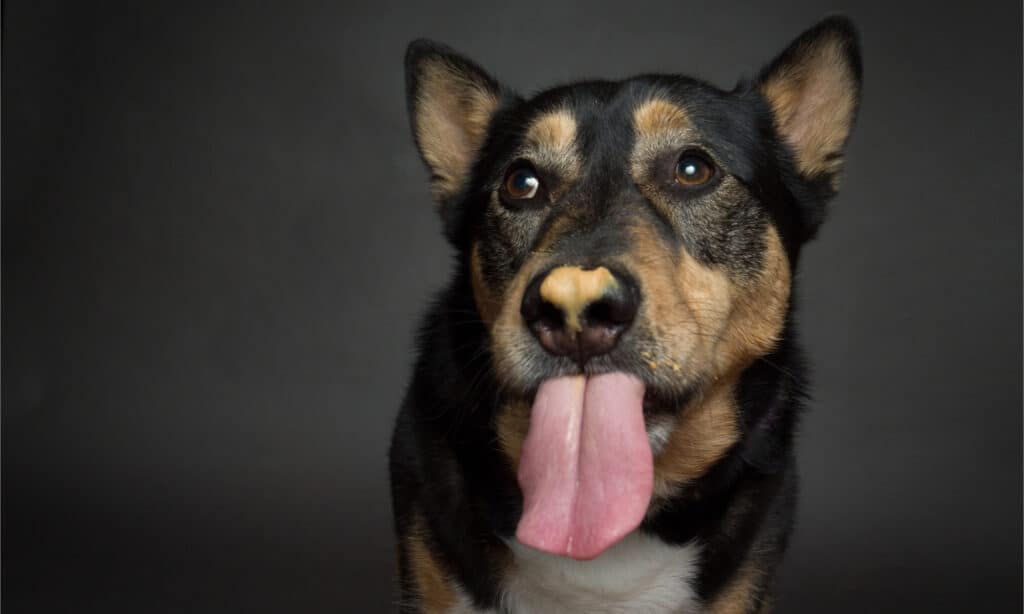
514, 372, 655, 562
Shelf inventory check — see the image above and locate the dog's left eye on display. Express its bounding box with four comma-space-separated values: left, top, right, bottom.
502, 166, 541, 200
674, 152, 716, 187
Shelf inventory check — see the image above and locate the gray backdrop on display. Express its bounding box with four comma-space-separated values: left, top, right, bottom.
3, 1, 1021, 612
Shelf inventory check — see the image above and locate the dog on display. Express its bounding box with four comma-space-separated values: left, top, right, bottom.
389, 16, 861, 613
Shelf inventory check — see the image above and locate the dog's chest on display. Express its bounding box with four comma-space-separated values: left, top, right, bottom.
488, 532, 703, 614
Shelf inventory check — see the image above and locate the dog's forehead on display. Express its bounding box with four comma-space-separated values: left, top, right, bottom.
523, 81, 696, 143
508, 78, 740, 172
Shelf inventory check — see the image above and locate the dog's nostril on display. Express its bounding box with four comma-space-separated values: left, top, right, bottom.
535, 302, 564, 332
522, 292, 564, 331
520, 265, 639, 366
584, 288, 638, 328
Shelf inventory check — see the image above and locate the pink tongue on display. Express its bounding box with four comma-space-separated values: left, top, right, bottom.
515, 372, 652, 560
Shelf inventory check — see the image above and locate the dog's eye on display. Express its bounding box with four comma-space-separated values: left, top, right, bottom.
502, 166, 541, 200
674, 153, 715, 187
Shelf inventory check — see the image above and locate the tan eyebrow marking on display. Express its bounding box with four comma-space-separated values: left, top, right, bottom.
630, 98, 698, 218
633, 98, 692, 139
526, 109, 577, 151
520, 109, 581, 190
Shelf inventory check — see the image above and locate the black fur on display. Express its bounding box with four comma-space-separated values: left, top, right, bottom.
392, 17, 861, 613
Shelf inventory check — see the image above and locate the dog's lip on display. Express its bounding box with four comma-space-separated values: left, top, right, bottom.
519, 369, 686, 413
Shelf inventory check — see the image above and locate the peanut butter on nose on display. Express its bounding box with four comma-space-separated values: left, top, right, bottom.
539, 266, 618, 333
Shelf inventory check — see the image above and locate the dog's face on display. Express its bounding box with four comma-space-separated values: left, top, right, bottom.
470, 90, 794, 405
406, 20, 860, 517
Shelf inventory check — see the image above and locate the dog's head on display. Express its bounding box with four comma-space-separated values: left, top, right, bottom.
405, 18, 860, 559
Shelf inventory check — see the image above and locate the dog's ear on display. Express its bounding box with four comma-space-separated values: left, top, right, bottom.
757, 17, 862, 185
405, 40, 509, 204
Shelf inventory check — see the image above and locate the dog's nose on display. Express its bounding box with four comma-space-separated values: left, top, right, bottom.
520, 265, 639, 366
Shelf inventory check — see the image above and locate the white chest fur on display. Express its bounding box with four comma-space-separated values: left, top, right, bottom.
491, 532, 703, 614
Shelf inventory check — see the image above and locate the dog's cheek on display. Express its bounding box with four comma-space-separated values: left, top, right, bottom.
487, 255, 549, 387
471, 207, 541, 331
626, 220, 737, 387
651, 226, 791, 496
711, 226, 791, 376
673, 244, 735, 373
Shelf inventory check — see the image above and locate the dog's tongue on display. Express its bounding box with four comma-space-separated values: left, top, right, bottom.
515, 372, 652, 560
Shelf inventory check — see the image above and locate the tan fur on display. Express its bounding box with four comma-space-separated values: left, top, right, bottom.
760, 33, 857, 179
490, 272, 540, 388
519, 109, 581, 198
711, 227, 791, 374
539, 266, 618, 332
653, 378, 741, 497
524, 110, 577, 161
621, 223, 790, 495
406, 516, 456, 613
414, 59, 500, 201
620, 223, 729, 387
634, 98, 692, 137
661, 230, 789, 495
707, 558, 768, 614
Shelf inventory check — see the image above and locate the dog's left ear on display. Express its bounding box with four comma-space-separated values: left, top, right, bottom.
405, 40, 510, 205
757, 17, 862, 185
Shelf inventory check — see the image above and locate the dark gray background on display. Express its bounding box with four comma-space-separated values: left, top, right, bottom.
3, 1, 1021, 612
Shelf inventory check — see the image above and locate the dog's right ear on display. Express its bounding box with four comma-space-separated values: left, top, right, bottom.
405, 40, 509, 204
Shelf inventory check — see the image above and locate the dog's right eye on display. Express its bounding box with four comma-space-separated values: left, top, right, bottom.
501, 166, 541, 201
